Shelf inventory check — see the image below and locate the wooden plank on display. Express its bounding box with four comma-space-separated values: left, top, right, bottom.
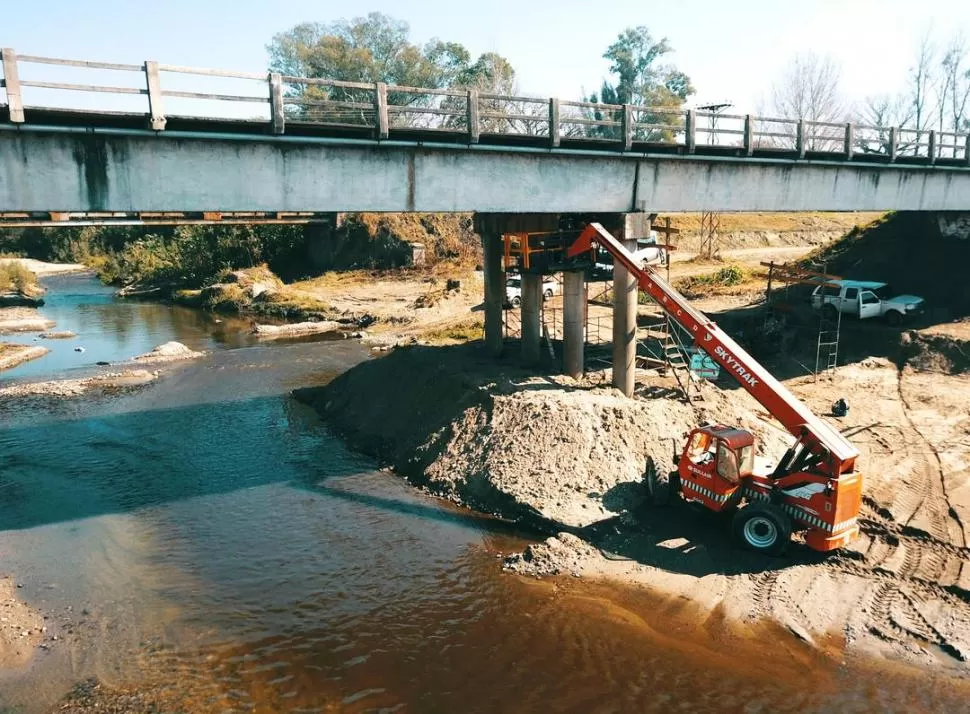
375, 82, 389, 140
144, 60, 166, 130
549, 98, 560, 148
17, 55, 141, 72
269, 73, 284, 135
19, 80, 146, 95
161, 90, 268, 103
467, 89, 479, 144
1, 48, 24, 123
156, 63, 267, 80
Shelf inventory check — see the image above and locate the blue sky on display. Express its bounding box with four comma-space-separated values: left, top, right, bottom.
4, 0, 970, 114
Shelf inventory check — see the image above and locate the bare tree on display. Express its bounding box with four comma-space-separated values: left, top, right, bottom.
857, 94, 913, 154
768, 52, 846, 150
909, 31, 937, 137
941, 33, 970, 133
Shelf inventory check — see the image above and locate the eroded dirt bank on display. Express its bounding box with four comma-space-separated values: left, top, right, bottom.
299, 339, 970, 674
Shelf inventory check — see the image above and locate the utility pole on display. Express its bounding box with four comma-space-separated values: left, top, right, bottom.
697, 102, 732, 260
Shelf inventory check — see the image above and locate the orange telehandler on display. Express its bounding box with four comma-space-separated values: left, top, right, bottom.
568, 224, 862, 555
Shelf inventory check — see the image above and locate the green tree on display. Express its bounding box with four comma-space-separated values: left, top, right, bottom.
585, 27, 694, 141
267, 13, 515, 130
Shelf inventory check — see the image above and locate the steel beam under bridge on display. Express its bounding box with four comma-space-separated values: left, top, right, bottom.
3, 126, 970, 213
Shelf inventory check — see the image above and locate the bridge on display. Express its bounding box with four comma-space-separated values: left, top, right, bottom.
2, 49, 970, 220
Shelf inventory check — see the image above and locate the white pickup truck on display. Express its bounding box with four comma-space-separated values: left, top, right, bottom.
505, 276, 560, 307
810, 279, 925, 325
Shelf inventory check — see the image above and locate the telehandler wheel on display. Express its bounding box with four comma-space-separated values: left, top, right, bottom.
645, 457, 678, 506
732, 502, 792, 556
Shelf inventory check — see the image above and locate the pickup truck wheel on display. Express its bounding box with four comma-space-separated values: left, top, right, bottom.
885, 310, 902, 326
732, 502, 792, 556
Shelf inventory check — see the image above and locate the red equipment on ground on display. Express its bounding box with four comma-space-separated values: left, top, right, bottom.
569, 223, 862, 555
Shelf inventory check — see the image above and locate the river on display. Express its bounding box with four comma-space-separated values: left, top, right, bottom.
0, 274, 966, 712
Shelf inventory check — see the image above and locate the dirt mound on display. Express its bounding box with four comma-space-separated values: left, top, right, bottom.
900, 330, 970, 374
801, 212, 970, 318
297, 344, 788, 530
131, 341, 204, 364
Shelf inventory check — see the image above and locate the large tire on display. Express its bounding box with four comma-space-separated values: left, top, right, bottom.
645, 457, 677, 506
732, 502, 792, 556
885, 310, 902, 326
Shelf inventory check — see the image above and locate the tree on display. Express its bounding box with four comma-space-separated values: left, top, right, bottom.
584, 27, 694, 141
267, 13, 516, 130
908, 32, 937, 138
941, 34, 970, 135
857, 94, 913, 154
767, 52, 846, 150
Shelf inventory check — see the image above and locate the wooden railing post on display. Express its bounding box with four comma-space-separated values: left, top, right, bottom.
622, 104, 633, 150
796, 120, 806, 158
744, 114, 754, 156
685, 109, 696, 154
144, 60, 166, 130
2, 48, 25, 123
965, 133, 970, 166
549, 98, 560, 148
928, 130, 937, 164
269, 73, 285, 135
375, 82, 389, 140
844, 123, 854, 160
889, 127, 898, 162
467, 88, 479, 144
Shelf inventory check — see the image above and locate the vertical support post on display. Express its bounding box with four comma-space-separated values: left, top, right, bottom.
144, 60, 166, 131
549, 98, 560, 148
375, 82, 389, 140
744, 114, 754, 156
482, 232, 505, 357
269, 72, 285, 135
521, 274, 542, 366
685, 109, 696, 154
562, 271, 585, 379
964, 132, 970, 166
796, 120, 806, 158
928, 130, 937, 164
765, 262, 774, 304
889, 127, 898, 162
467, 89, 479, 144
844, 123, 854, 160
622, 104, 633, 151
612, 237, 638, 397
1, 48, 24, 123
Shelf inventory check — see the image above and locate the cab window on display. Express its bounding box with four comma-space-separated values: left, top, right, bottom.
861, 291, 880, 305
844, 287, 858, 301
716, 440, 740, 482
739, 445, 755, 475
688, 432, 714, 465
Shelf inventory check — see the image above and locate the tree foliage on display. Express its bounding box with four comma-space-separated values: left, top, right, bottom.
585, 27, 694, 141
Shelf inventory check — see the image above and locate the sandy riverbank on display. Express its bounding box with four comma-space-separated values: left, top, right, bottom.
0, 258, 87, 276
0, 307, 55, 335
0, 343, 49, 371
298, 336, 970, 674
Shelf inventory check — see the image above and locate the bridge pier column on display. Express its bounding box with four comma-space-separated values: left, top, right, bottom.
563, 271, 586, 379
520, 273, 542, 365
481, 231, 505, 357
612, 236, 638, 397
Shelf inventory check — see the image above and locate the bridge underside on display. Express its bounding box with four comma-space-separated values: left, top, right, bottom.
2, 125, 970, 214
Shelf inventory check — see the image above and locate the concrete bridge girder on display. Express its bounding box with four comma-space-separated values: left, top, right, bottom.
3, 129, 970, 214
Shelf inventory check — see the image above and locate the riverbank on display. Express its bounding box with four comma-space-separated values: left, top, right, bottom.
299, 339, 970, 675
0, 343, 49, 371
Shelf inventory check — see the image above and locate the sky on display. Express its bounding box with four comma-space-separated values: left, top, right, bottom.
3, 0, 970, 116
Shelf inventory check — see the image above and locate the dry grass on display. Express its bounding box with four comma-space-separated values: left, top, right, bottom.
418, 315, 485, 344
0, 263, 40, 295
666, 212, 884, 234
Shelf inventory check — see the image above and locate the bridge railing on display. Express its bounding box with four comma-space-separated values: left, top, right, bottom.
3, 47, 970, 167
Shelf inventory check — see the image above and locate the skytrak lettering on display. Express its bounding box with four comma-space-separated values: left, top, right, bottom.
713, 346, 760, 388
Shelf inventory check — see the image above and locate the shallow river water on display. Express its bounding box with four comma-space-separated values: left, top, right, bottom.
0, 275, 967, 712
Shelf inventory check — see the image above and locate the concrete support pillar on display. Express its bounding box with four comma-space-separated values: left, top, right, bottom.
482, 232, 505, 357
520, 273, 542, 365
612, 238, 638, 397
563, 271, 585, 379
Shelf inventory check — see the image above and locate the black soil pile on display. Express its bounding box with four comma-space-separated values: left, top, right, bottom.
899, 330, 970, 374
801, 212, 970, 318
